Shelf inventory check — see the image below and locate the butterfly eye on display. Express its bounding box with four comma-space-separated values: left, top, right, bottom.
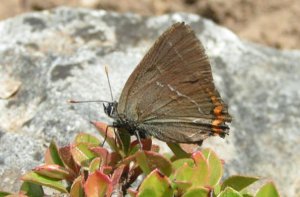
103, 103, 116, 118
103, 103, 110, 116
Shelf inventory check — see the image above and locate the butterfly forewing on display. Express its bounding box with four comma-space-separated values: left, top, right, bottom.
117, 22, 231, 144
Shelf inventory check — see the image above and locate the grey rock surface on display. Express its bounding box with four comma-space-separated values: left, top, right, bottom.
0, 7, 299, 196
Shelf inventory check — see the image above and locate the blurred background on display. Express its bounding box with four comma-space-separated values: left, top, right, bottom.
1, 0, 299, 50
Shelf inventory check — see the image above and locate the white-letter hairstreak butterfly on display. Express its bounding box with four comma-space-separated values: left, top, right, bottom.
101, 22, 232, 145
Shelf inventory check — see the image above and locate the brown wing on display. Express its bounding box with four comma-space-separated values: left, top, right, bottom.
117, 22, 231, 143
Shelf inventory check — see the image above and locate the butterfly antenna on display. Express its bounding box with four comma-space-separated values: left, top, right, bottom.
68, 99, 110, 104
104, 65, 114, 101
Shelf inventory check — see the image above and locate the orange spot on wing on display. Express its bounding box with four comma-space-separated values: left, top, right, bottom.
213, 105, 223, 116
212, 119, 222, 127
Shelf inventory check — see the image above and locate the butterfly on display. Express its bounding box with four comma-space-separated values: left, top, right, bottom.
101, 22, 231, 146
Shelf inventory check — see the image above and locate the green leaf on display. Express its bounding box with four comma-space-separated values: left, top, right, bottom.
75, 133, 100, 145
135, 151, 151, 174
0, 191, 11, 197
136, 151, 172, 176
214, 184, 221, 195
45, 140, 64, 167
20, 182, 44, 197
182, 187, 210, 197
170, 159, 194, 180
174, 151, 209, 187
89, 157, 102, 173
167, 143, 190, 159
255, 182, 280, 197
70, 176, 85, 197
172, 158, 194, 169
71, 143, 97, 167
138, 169, 174, 197
221, 175, 259, 191
84, 170, 112, 197
173, 163, 194, 184
172, 181, 192, 195
117, 128, 131, 155
202, 148, 223, 186
243, 194, 254, 197
218, 187, 243, 197
21, 171, 67, 193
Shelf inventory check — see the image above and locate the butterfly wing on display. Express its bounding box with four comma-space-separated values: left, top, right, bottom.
117, 22, 231, 143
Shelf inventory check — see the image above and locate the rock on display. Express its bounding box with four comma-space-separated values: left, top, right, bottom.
0, 7, 299, 196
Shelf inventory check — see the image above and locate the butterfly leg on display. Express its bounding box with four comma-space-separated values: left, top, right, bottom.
101, 125, 110, 147
134, 130, 143, 149
113, 127, 124, 149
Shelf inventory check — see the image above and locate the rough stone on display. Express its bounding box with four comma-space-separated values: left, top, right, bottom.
0, 7, 299, 196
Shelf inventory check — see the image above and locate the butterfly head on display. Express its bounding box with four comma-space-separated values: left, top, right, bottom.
103, 101, 118, 118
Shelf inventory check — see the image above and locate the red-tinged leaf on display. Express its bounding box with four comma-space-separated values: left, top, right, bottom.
71, 143, 97, 167
151, 144, 160, 152
202, 148, 223, 186
21, 172, 67, 193
127, 189, 138, 197
218, 187, 242, 197
221, 175, 259, 191
101, 165, 113, 175
111, 165, 125, 186
107, 165, 126, 197
75, 133, 100, 145
89, 157, 102, 173
180, 144, 199, 154
167, 142, 190, 159
59, 145, 80, 176
107, 152, 122, 167
91, 121, 117, 151
33, 164, 72, 180
70, 176, 84, 197
90, 147, 109, 165
126, 167, 143, 189
138, 169, 173, 197
20, 182, 44, 197
119, 154, 136, 166
192, 151, 206, 165
255, 182, 280, 197
130, 138, 152, 152
192, 151, 210, 186
182, 187, 210, 197
136, 151, 172, 176
45, 141, 64, 167
84, 170, 112, 197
